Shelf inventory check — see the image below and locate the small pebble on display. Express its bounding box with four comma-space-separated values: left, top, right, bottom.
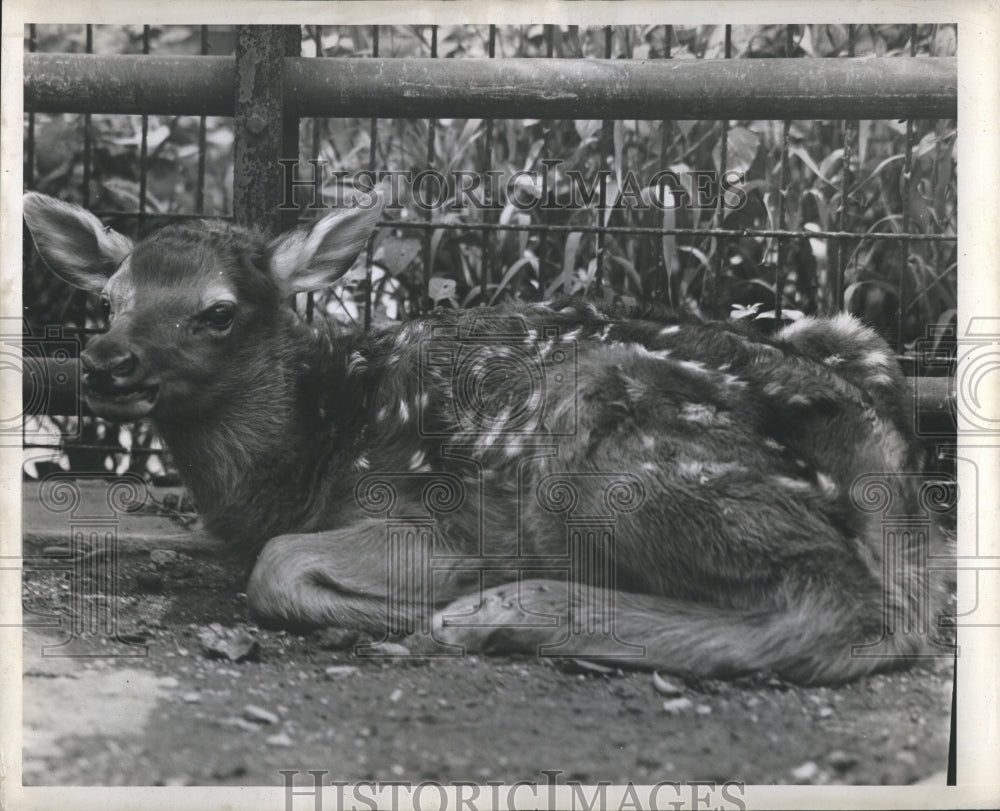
818, 706, 835, 718
242, 704, 279, 725
651, 672, 683, 697
791, 761, 820, 782
827, 750, 857, 771
266, 733, 293, 747
324, 665, 360, 678
695, 704, 712, 715
181, 692, 201, 704
662, 697, 693, 715
389, 688, 403, 703
367, 641, 410, 657
199, 624, 260, 663
150, 550, 178, 566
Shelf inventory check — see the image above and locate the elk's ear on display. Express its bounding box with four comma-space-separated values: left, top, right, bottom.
23, 192, 133, 292
269, 186, 386, 294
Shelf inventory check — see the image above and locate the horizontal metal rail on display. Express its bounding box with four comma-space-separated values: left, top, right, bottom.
24, 54, 957, 120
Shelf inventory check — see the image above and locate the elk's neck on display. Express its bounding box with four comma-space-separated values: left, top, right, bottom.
155, 322, 358, 553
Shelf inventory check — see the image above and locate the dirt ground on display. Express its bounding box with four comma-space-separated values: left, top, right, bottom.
19, 481, 955, 788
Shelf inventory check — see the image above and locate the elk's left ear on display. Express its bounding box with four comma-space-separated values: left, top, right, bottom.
269, 186, 385, 294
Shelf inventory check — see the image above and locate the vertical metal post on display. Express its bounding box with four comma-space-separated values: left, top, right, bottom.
233, 25, 300, 233
195, 25, 209, 214
835, 25, 858, 313
82, 25, 93, 206
700, 24, 731, 318
138, 26, 150, 234
421, 25, 439, 306
480, 24, 496, 305
364, 24, 380, 331
774, 26, 793, 323
898, 24, 919, 353
595, 26, 614, 292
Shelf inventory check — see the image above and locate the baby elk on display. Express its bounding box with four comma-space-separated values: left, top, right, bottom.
23, 190, 953, 685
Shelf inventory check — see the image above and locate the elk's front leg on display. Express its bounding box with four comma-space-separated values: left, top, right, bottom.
246, 518, 464, 635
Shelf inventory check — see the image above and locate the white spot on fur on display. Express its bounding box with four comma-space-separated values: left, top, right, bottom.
561, 328, 582, 343
787, 394, 810, 405
523, 329, 538, 344
763, 438, 785, 452
419, 392, 430, 410
680, 403, 727, 424
399, 401, 410, 423
641, 434, 656, 450
659, 325, 681, 336
678, 460, 746, 483
409, 449, 426, 470
823, 354, 844, 366
677, 359, 708, 374
772, 475, 813, 492
817, 472, 837, 495
599, 325, 613, 341
377, 406, 390, 422
627, 344, 672, 361
641, 462, 658, 472
353, 455, 370, 471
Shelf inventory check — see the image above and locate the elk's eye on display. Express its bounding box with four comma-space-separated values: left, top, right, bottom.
100, 297, 111, 321
204, 303, 235, 331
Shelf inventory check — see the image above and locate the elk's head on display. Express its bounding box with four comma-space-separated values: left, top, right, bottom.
23, 191, 384, 422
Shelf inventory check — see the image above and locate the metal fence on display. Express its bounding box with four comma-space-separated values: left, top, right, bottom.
21, 23, 957, 473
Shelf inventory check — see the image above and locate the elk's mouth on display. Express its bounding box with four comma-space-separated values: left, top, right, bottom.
84, 384, 160, 421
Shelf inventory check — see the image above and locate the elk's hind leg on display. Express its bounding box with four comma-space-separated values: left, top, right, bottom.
418, 576, 935, 685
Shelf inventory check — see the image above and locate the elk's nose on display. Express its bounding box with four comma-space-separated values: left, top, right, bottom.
81, 347, 137, 380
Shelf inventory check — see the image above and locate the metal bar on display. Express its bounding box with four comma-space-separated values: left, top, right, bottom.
233, 26, 291, 232
480, 24, 496, 305
421, 26, 438, 302
282, 26, 302, 234
835, 25, 858, 313
138, 25, 150, 230
25, 54, 958, 120
86, 210, 953, 242
899, 24, 919, 353
701, 25, 732, 319
82, 26, 93, 205
25, 24, 36, 188
774, 27, 793, 322
195, 25, 209, 214
596, 26, 614, 291
364, 24, 380, 331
